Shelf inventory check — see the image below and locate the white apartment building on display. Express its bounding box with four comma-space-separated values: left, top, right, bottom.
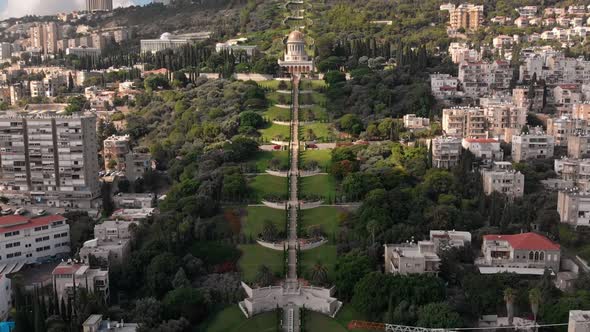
52, 261, 109, 301
430, 74, 459, 99
448, 42, 481, 64
511, 130, 555, 162
113, 193, 155, 209
558, 189, 590, 227
493, 35, 513, 49
458, 60, 513, 98
0, 112, 100, 208
573, 103, 590, 120
481, 162, 524, 198
519, 49, 590, 86
568, 135, 590, 159
431, 136, 462, 169
79, 220, 136, 265
554, 84, 582, 115
476, 232, 560, 274
513, 86, 544, 111
462, 138, 503, 162
140, 32, 210, 54
547, 116, 590, 146
0, 215, 70, 265
66, 46, 101, 58
403, 114, 430, 130
442, 107, 488, 138
517, 6, 538, 17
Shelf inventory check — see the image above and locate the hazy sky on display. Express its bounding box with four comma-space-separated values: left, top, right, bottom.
0, 0, 152, 19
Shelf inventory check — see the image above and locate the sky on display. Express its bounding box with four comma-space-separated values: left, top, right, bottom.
0, 0, 151, 19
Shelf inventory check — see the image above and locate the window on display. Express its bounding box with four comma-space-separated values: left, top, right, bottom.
540, 252, 544, 261
529, 251, 534, 260
534, 252, 539, 261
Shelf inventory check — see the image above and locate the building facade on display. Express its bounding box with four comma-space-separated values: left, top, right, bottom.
278, 31, 314, 74
431, 136, 462, 168
481, 162, 524, 198
476, 232, 561, 274
86, 0, 113, 11
384, 241, 440, 275
558, 189, 590, 227
52, 262, 109, 301
79, 220, 136, 265
0, 215, 69, 265
403, 114, 430, 130
512, 131, 555, 162
448, 4, 484, 31
0, 112, 100, 208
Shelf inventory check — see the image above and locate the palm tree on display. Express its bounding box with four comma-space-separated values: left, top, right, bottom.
529, 288, 541, 330
256, 265, 274, 287
310, 261, 328, 286
504, 288, 516, 326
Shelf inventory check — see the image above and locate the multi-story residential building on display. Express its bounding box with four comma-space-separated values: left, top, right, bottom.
442, 107, 487, 138
481, 161, 524, 198
52, 261, 109, 301
0, 215, 69, 265
403, 114, 430, 130
517, 6, 538, 17
448, 4, 484, 31
30, 80, 44, 98
493, 35, 513, 49
448, 42, 481, 64
512, 86, 545, 111
430, 73, 459, 99
29, 23, 62, 55
86, 0, 113, 11
554, 158, 590, 191
462, 138, 503, 162
519, 49, 590, 86
79, 220, 136, 265
547, 116, 590, 146
0, 112, 100, 208
10, 83, 27, 106
0, 42, 11, 61
384, 241, 440, 275
511, 130, 555, 162
83, 314, 139, 332
66, 46, 101, 58
573, 103, 590, 120
458, 60, 513, 97
568, 135, 590, 158
557, 188, 590, 227
484, 105, 527, 140
430, 136, 462, 168
569, 311, 590, 332
384, 230, 471, 275
476, 232, 560, 274
554, 84, 582, 115
111, 208, 156, 222
104, 135, 131, 171
113, 193, 155, 209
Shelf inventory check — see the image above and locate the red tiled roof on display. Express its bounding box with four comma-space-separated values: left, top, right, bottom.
483, 232, 560, 250
464, 138, 498, 143
558, 84, 579, 90
0, 214, 66, 234
52, 264, 83, 275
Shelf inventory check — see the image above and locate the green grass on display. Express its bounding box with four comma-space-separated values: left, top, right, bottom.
267, 91, 291, 105
241, 206, 286, 239
301, 207, 344, 238
302, 149, 332, 169
301, 244, 337, 281
300, 105, 329, 122
250, 150, 289, 172
300, 79, 327, 91
259, 122, 291, 142
263, 106, 291, 121
300, 92, 327, 106
238, 244, 284, 282
249, 174, 288, 202
203, 306, 279, 332
300, 175, 337, 199
301, 122, 335, 142
257, 80, 292, 90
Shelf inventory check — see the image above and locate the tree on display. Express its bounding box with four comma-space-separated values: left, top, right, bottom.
338, 114, 363, 135
416, 302, 463, 328
261, 220, 279, 242
172, 267, 191, 289
65, 95, 87, 114
146, 252, 180, 298
334, 250, 373, 301
529, 288, 541, 326
310, 261, 329, 286
240, 111, 264, 128
133, 297, 163, 328
144, 74, 169, 91
324, 71, 346, 85
162, 287, 209, 324
504, 288, 516, 326
255, 265, 274, 286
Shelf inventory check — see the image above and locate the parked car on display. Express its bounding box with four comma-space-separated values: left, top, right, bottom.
36, 209, 47, 216
1, 208, 13, 215
14, 208, 26, 215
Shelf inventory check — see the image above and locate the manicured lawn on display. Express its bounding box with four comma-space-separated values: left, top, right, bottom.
300, 244, 337, 281
300, 79, 327, 91
302, 149, 332, 169
301, 122, 335, 142
300, 105, 328, 121
250, 150, 289, 172
249, 174, 288, 202
300, 207, 343, 238
259, 122, 291, 142
204, 306, 279, 332
267, 91, 291, 105
238, 244, 284, 282
241, 206, 286, 239
258, 80, 292, 91
300, 175, 337, 199
299, 92, 327, 105
263, 106, 291, 121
